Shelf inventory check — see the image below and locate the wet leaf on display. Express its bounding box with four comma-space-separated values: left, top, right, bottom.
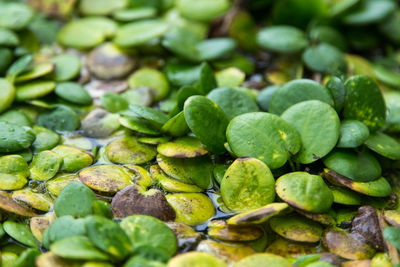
54, 182, 96, 217
50, 236, 109, 261
276, 172, 333, 213
120, 215, 177, 256
85, 215, 132, 261
269, 79, 333, 115
257, 26, 308, 53
221, 157, 276, 212
184, 96, 229, 154
226, 112, 301, 169
281, 100, 340, 164
166, 193, 215, 225
343, 75, 386, 131
323, 149, 381, 182
270, 215, 323, 243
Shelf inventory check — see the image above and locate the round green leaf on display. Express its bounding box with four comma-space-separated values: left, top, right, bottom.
54, 182, 96, 218
0, 28, 19, 46
15, 62, 54, 83
309, 25, 347, 51
323, 149, 381, 182
325, 76, 346, 113
120, 87, 153, 107
29, 150, 62, 181
157, 154, 214, 189
101, 92, 129, 113
235, 253, 291, 267
114, 20, 168, 47
6, 54, 33, 78
53, 145, 93, 172
372, 65, 400, 88
112, 7, 157, 22
269, 79, 333, 115
337, 120, 370, 148
365, 132, 400, 160
161, 111, 189, 137
0, 110, 31, 127
3, 221, 38, 248
45, 216, 87, 248
0, 2, 33, 30
281, 100, 340, 164
0, 154, 29, 178
342, 0, 396, 25
162, 28, 201, 62
302, 43, 347, 73
0, 122, 35, 153
184, 96, 229, 154
197, 38, 237, 61
150, 165, 202, 193
80, 17, 118, 38
120, 215, 177, 256
58, 18, 110, 49
55, 82, 92, 105
220, 157, 276, 212
164, 62, 203, 87
79, 165, 134, 194
119, 116, 161, 136
176, 0, 230, 22
37, 105, 80, 132
0, 173, 27, 191
207, 87, 259, 120
215, 68, 244, 91
166, 193, 215, 225
49, 54, 81, 81
50, 236, 109, 261
105, 136, 157, 165
257, 26, 308, 53
157, 136, 208, 158
0, 78, 15, 113
79, 0, 127, 16
128, 68, 170, 101
276, 172, 333, 213
343, 75, 386, 131
270, 215, 323, 243
46, 173, 80, 198
16, 81, 56, 101
85, 216, 132, 261
226, 112, 301, 169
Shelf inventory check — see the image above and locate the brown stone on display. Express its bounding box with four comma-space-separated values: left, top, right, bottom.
111, 185, 175, 221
